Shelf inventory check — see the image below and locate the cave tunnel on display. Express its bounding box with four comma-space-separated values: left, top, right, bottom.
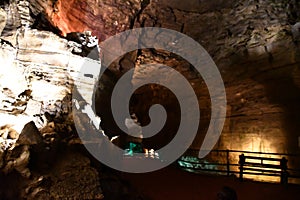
1, 0, 300, 199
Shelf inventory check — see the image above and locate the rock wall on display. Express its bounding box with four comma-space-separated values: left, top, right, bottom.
37, 0, 300, 154
0, 1, 106, 198
29, 0, 300, 157
0, 30, 104, 200
131, 0, 300, 153
1, 0, 300, 188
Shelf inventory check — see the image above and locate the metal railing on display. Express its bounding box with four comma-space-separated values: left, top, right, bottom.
177, 149, 300, 184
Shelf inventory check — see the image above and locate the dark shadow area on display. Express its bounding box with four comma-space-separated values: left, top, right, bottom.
130, 84, 181, 150
94, 48, 211, 151
121, 165, 300, 200
31, 12, 63, 36
0, 171, 27, 200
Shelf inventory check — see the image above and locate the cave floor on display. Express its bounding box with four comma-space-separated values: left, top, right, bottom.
120, 165, 300, 200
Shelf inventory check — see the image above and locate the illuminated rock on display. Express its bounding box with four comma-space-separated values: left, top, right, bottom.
0, 0, 300, 191
0, 1, 104, 197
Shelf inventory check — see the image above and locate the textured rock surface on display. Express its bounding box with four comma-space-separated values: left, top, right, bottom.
39, 0, 144, 40
0, 1, 105, 199
27, 0, 300, 156
1, 0, 300, 194
0, 1, 150, 199
54, 0, 300, 155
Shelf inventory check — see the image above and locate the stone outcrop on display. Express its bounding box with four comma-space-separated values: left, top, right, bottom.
0, 1, 106, 198
0, 31, 105, 200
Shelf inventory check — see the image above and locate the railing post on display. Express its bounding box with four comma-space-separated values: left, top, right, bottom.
280, 157, 288, 184
226, 149, 230, 176
239, 154, 245, 181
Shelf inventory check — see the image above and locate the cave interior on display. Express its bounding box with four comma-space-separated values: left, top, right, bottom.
1, 0, 300, 199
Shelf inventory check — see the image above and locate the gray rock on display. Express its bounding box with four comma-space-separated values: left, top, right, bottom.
292, 22, 300, 42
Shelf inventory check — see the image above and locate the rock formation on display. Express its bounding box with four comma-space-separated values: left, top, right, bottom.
36, 0, 300, 173
51, 0, 300, 156
0, 0, 103, 199
1, 0, 300, 197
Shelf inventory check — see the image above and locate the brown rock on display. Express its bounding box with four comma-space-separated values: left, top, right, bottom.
8, 128, 18, 139
17, 121, 43, 145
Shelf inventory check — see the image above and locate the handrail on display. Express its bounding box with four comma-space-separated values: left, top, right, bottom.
187, 148, 300, 156
239, 154, 288, 184
178, 149, 300, 184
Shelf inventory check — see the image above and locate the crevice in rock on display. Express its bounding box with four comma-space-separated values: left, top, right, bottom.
31, 12, 62, 36
130, 0, 150, 28
287, 0, 300, 25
